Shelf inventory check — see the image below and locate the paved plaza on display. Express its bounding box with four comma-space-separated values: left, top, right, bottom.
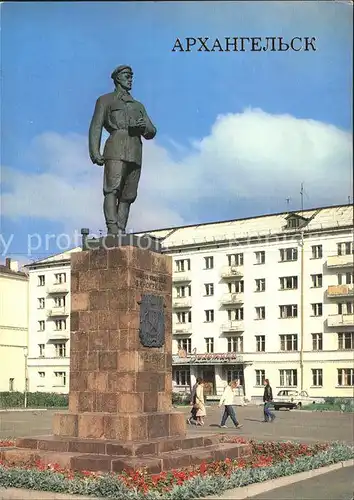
0, 404, 353, 444
252, 466, 354, 500
0, 405, 353, 499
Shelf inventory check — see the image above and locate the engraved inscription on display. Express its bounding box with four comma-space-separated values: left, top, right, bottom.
139, 294, 165, 348
135, 270, 166, 292
140, 352, 165, 363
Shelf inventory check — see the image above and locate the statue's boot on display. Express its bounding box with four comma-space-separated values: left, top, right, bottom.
104, 192, 120, 234
117, 202, 131, 233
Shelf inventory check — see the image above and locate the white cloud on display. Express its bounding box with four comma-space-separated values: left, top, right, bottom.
1, 108, 352, 236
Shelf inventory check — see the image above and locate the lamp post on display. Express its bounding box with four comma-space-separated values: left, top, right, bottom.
24, 347, 28, 409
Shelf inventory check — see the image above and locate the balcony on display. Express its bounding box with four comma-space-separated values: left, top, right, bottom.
221, 320, 244, 333
47, 283, 69, 294
47, 330, 70, 341
173, 297, 192, 309
47, 307, 69, 317
220, 293, 244, 305
327, 314, 354, 328
327, 254, 353, 268
327, 285, 354, 298
220, 266, 243, 279
173, 273, 191, 283
173, 324, 192, 335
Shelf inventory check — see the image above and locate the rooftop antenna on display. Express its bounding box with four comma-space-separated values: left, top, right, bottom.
300, 182, 304, 215
286, 197, 291, 210
348, 196, 351, 204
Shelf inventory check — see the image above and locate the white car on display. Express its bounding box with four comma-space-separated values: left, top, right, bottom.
273, 390, 325, 410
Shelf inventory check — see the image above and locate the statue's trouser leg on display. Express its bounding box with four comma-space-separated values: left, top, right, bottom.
103, 160, 126, 234
117, 163, 141, 232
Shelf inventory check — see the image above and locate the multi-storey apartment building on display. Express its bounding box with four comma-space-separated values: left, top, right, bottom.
0, 259, 28, 392
26, 248, 81, 393
25, 204, 354, 398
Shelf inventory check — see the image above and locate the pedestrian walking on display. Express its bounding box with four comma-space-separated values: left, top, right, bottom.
187, 377, 202, 425
263, 378, 276, 422
218, 380, 243, 429
195, 379, 206, 425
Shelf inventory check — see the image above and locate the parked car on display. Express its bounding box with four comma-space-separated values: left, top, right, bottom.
272, 390, 325, 410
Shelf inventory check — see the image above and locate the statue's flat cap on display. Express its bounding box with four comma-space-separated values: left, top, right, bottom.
111, 65, 133, 79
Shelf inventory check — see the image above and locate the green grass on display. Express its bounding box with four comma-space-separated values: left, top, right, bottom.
302, 402, 354, 412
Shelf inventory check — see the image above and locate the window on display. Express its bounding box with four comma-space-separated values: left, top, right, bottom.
204, 256, 214, 269
228, 253, 243, 266
279, 304, 298, 318
204, 283, 214, 296
38, 275, 45, 286
337, 369, 354, 386
255, 306, 265, 320
176, 285, 191, 298
228, 280, 244, 293
280, 334, 298, 351
279, 369, 297, 387
256, 335, 265, 352
255, 251, 265, 265
205, 337, 214, 353
311, 245, 323, 259
338, 332, 354, 350
205, 310, 214, 322
54, 319, 66, 330
38, 344, 45, 357
175, 259, 191, 272
255, 279, 266, 292
227, 369, 244, 386
280, 248, 298, 262
177, 338, 192, 353
311, 303, 323, 317
228, 308, 244, 320
38, 298, 45, 309
55, 343, 66, 357
338, 272, 354, 285
312, 333, 323, 351
175, 369, 190, 386
54, 273, 66, 284
286, 217, 300, 229
338, 302, 353, 315
311, 274, 323, 288
9, 378, 14, 391
311, 369, 323, 387
54, 296, 66, 307
279, 276, 298, 290
227, 336, 243, 353
176, 311, 192, 323
38, 371, 45, 385
54, 371, 66, 386
255, 370, 266, 386
337, 242, 353, 256
38, 320, 45, 331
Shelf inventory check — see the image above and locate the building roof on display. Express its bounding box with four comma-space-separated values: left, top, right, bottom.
0, 264, 28, 278
26, 203, 353, 267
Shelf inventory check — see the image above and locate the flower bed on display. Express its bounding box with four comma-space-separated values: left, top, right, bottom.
0, 440, 15, 447
0, 439, 353, 499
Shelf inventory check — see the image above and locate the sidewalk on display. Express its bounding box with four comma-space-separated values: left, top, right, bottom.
251, 465, 354, 499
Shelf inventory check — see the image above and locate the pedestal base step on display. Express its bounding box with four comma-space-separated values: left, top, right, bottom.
2, 434, 251, 473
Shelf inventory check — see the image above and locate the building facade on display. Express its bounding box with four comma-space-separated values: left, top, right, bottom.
26, 205, 354, 398
26, 248, 81, 393
0, 259, 29, 392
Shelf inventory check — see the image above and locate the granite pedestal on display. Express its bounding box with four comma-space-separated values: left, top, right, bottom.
3, 242, 250, 472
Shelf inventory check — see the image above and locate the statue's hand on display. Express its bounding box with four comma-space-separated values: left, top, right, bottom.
90, 154, 105, 166
135, 117, 146, 130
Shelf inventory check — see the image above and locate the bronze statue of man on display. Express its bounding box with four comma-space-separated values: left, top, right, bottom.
89, 65, 157, 234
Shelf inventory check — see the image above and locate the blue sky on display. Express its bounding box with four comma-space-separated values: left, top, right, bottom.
1, 1, 353, 261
